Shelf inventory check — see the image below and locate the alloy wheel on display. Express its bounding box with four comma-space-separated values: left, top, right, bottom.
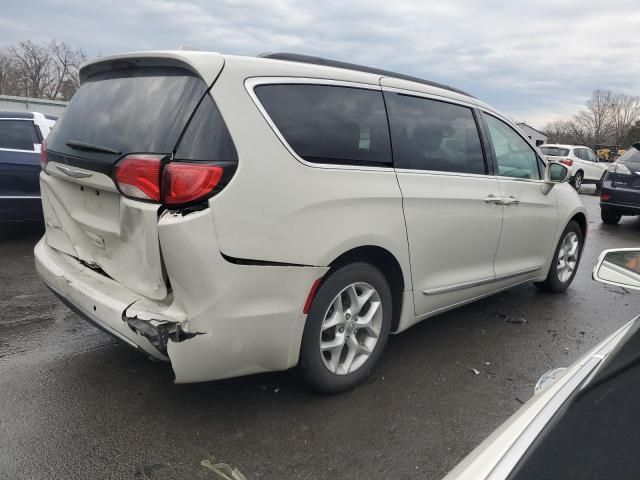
557, 232, 579, 283
574, 173, 582, 190
319, 282, 382, 375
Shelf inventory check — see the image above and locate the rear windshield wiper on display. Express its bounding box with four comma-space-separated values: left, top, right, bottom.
65, 140, 122, 155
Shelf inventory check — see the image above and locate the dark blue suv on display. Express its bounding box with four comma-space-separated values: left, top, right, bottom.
0, 111, 57, 222
600, 143, 640, 224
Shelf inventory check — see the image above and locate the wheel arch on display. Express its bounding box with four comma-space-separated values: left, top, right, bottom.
327, 245, 406, 332
570, 211, 587, 239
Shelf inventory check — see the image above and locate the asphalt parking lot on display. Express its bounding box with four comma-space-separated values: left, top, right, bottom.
1, 187, 640, 480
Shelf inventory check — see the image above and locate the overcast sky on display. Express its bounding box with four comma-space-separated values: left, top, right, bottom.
3, 0, 639, 128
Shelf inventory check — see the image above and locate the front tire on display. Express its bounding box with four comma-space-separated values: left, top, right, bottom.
601, 206, 622, 225
534, 221, 583, 293
572, 171, 583, 191
297, 262, 392, 394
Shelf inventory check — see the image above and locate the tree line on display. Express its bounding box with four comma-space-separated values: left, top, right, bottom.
0, 40, 85, 101
543, 90, 640, 148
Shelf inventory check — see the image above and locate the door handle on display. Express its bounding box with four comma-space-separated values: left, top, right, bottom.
499, 196, 520, 206
484, 195, 501, 204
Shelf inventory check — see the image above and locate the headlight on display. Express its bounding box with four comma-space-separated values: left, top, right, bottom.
534, 367, 567, 395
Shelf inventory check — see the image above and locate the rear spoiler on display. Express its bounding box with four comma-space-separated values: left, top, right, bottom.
79, 51, 224, 87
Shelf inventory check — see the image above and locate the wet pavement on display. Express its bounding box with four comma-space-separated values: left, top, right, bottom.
1, 188, 639, 480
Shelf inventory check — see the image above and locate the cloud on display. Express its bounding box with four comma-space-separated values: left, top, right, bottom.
2, 0, 640, 128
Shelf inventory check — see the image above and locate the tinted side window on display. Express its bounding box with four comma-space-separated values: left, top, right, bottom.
0, 120, 39, 150
587, 149, 597, 162
255, 84, 391, 166
484, 114, 541, 180
175, 93, 237, 163
384, 93, 486, 174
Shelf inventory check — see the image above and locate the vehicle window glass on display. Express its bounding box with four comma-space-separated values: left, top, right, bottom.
540, 146, 570, 157
174, 93, 237, 163
47, 67, 207, 159
617, 147, 640, 164
384, 92, 486, 174
255, 84, 391, 166
483, 114, 541, 180
0, 120, 38, 150
587, 149, 597, 162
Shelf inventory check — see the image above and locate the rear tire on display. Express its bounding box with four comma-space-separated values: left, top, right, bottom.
534, 221, 583, 293
297, 262, 392, 394
601, 207, 622, 225
572, 171, 583, 191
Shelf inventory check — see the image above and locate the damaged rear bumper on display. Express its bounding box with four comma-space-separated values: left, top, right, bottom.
35, 208, 328, 383
35, 238, 172, 361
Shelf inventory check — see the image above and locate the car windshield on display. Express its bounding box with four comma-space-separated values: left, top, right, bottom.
539, 146, 570, 156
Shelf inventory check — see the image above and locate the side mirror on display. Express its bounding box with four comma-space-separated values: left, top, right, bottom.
545, 162, 570, 184
593, 249, 640, 290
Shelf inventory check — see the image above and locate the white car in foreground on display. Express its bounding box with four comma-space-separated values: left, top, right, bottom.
539, 143, 608, 190
444, 248, 640, 479
36, 51, 586, 392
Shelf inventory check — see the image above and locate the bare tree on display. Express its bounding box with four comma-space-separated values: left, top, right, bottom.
1, 39, 85, 101
0, 50, 18, 95
572, 90, 615, 146
611, 93, 640, 145
543, 120, 580, 144
48, 40, 85, 99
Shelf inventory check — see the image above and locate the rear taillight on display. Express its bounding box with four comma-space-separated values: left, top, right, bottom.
113, 155, 224, 205
601, 193, 611, 201
114, 155, 163, 201
615, 163, 632, 175
40, 139, 48, 170
559, 158, 573, 167
162, 163, 223, 205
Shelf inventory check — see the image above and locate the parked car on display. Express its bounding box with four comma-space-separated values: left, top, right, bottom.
600, 143, 640, 224
444, 247, 640, 480
35, 51, 585, 393
0, 111, 57, 222
539, 143, 608, 190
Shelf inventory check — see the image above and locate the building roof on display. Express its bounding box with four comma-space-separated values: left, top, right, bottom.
516, 122, 548, 137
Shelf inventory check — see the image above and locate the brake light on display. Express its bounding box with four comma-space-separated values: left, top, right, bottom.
559, 158, 573, 167
162, 163, 223, 205
114, 155, 163, 201
113, 155, 225, 205
40, 139, 48, 170
601, 193, 611, 201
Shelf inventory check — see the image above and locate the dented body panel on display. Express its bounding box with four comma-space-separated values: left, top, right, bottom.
40, 165, 167, 300
35, 204, 327, 382
158, 209, 328, 382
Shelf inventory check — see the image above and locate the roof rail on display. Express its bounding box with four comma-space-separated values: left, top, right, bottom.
258, 52, 473, 98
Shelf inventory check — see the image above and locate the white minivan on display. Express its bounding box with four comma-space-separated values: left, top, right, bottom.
35, 51, 586, 392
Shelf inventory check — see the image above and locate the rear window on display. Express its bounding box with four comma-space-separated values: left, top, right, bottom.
255, 84, 392, 166
0, 120, 39, 151
617, 147, 640, 164
47, 67, 208, 158
540, 146, 570, 157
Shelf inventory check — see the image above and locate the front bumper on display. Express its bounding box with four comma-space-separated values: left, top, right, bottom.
36, 208, 328, 383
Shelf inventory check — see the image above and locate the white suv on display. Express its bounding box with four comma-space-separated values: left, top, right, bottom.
539, 144, 608, 191
35, 51, 586, 392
